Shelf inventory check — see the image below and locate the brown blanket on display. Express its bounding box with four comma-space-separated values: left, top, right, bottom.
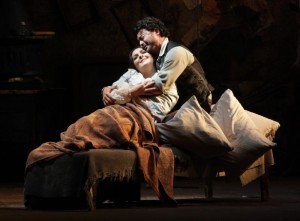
26, 102, 175, 205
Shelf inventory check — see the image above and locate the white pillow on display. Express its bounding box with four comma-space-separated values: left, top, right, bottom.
210, 89, 277, 177
157, 96, 233, 159
246, 110, 280, 139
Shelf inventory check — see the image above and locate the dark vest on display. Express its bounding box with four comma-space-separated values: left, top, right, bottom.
157, 41, 213, 112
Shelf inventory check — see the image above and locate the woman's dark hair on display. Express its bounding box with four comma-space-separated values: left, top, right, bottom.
128, 46, 142, 70
133, 17, 170, 37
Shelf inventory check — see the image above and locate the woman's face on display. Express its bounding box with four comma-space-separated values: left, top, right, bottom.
131, 48, 154, 72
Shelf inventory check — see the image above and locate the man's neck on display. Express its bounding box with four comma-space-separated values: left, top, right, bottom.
158, 37, 169, 57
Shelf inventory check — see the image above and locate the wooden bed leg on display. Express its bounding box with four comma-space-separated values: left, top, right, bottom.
203, 162, 215, 199
87, 184, 97, 211
204, 181, 213, 199
260, 167, 270, 201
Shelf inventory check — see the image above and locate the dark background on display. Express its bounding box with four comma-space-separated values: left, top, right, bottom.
0, 0, 299, 182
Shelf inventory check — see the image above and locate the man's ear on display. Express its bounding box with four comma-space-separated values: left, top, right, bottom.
153, 28, 161, 36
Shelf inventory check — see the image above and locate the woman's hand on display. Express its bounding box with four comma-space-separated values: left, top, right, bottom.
102, 86, 117, 106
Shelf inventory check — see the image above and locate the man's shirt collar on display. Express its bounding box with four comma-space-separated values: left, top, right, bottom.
158, 38, 169, 57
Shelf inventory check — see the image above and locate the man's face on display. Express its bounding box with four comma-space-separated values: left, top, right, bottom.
136, 29, 160, 55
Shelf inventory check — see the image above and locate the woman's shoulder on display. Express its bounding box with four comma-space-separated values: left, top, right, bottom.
120, 68, 142, 79
127, 68, 141, 76
126, 69, 145, 85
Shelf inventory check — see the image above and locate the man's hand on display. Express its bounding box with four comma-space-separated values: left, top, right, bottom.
130, 81, 161, 98
102, 85, 117, 106
143, 80, 161, 95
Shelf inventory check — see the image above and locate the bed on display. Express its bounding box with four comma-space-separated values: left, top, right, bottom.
24, 89, 280, 210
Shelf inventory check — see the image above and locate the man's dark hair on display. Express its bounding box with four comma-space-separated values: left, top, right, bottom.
134, 17, 170, 37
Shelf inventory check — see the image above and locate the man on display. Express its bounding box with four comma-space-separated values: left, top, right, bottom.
134, 16, 213, 112
103, 17, 212, 112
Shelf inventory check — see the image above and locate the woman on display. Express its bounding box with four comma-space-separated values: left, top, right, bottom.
25, 47, 178, 206
103, 46, 178, 122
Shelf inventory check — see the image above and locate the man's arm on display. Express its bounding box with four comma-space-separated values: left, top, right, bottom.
152, 46, 194, 93
130, 80, 162, 98
102, 71, 161, 106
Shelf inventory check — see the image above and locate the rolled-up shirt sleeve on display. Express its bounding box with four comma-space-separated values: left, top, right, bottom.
152, 46, 194, 93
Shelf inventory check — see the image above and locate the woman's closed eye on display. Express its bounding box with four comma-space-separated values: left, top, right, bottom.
133, 55, 139, 61
133, 49, 147, 61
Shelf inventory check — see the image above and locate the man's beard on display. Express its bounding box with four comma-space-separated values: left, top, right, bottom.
146, 45, 158, 56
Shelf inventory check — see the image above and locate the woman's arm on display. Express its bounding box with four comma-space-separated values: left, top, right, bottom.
102, 85, 117, 106
102, 69, 136, 106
